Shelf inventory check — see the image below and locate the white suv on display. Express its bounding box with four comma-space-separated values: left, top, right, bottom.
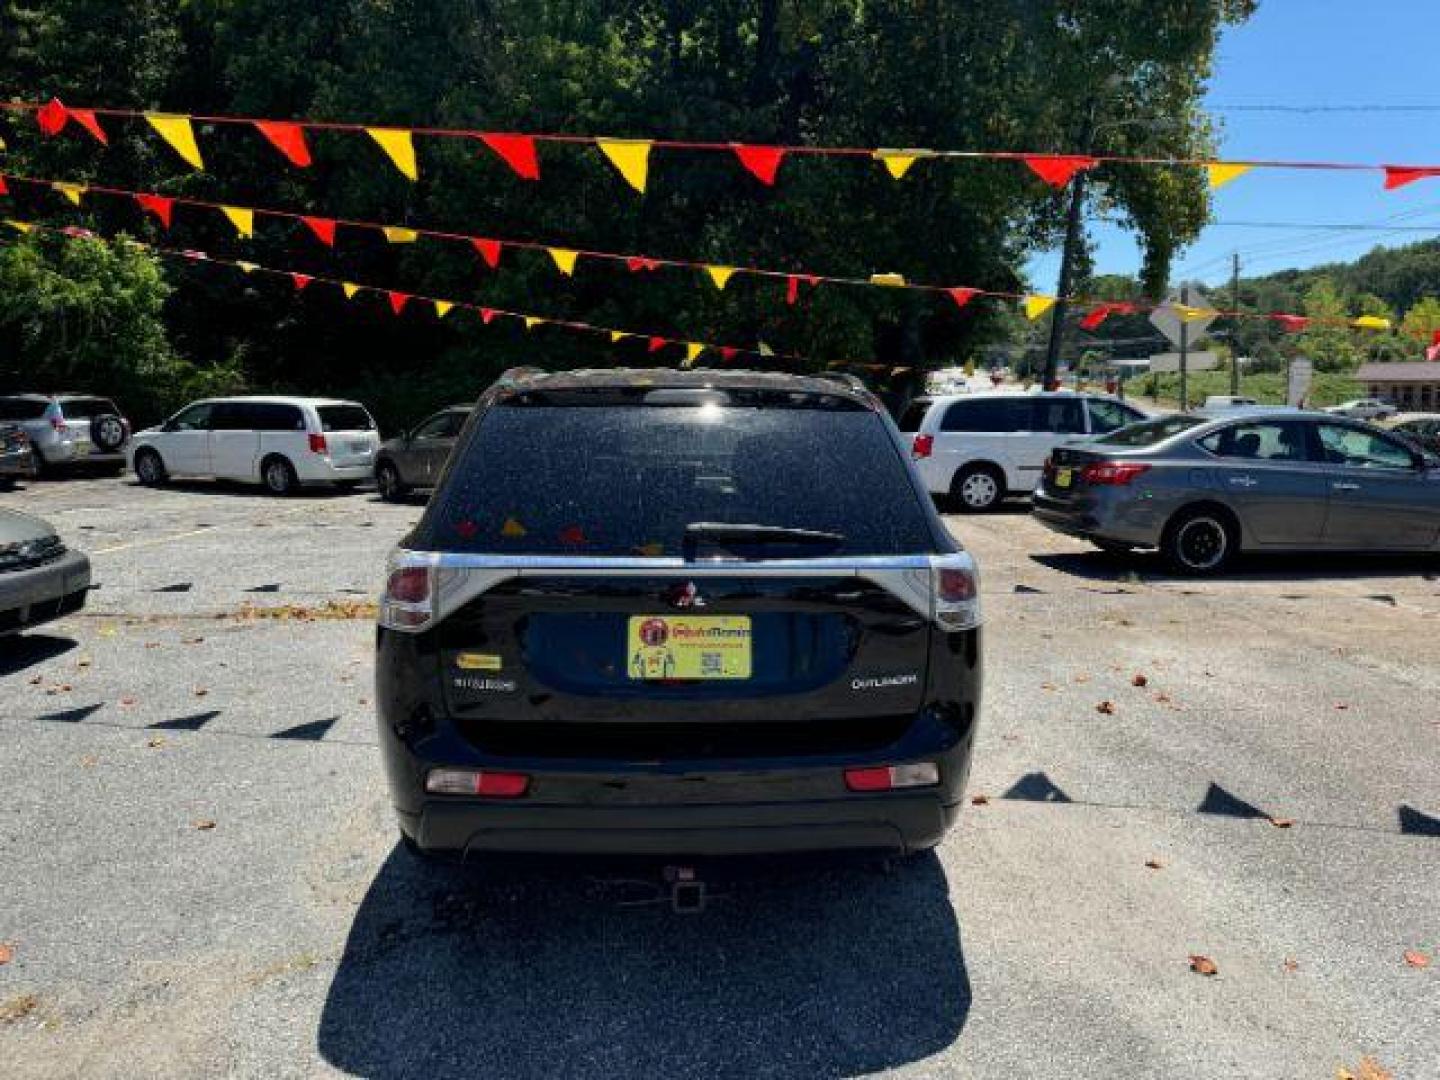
900, 391, 1147, 511
129, 396, 380, 495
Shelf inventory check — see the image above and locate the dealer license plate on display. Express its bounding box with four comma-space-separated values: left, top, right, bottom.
1055, 467, 1073, 489
626, 615, 752, 680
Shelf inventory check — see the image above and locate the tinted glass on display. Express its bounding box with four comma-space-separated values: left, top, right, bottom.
1087, 398, 1142, 434
1096, 416, 1204, 447
318, 404, 375, 431
418, 398, 937, 557
0, 398, 48, 421
58, 398, 118, 420
413, 412, 456, 439
1318, 424, 1415, 469
941, 398, 1032, 433
897, 399, 931, 432
170, 404, 213, 431
1200, 421, 1310, 462
211, 402, 250, 430
1031, 397, 1085, 434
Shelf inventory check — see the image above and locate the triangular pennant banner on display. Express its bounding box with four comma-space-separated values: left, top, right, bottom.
1174, 304, 1217, 323
342, 282, 361, 299
479, 133, 540, 180
36, 97, 69, 136
1383, 166, 1440, 190
733, 144, 786, 185
290, 273, 313, 292
434, 300, 454, 318
683, 342, 705, 366
69, 109, 108, 146
596, 138, 652, 193
254, 120, 312, 167
1079, 304, 1117, 331
720, 346, 738, 362
626, 256, 660, 272
548, 248, 579, 276
609, 331, 630, 344
472, 238, 502, 269
706, 266, 737, 290
367, 128, 418, 181
870, 273, 906, 287
388, 291, 411, 315
0, 176, 8, 197
135, 194, 174, 228
220, 206, 254, 238
647, 336, 667, 353
302, 216, 336, 246
1207, 163, 1253, 189
53, 182, 85, 206
480, 308, 496, 324
1352, 315, 1391, 331
1272, 314, 1308, 333
948, 287, 980, 310
1024, 295, 1058, 321
5, 220, 35, 233
524, 316, 544, 331
873, 148, 933, 179
786, 275, 799, 306
1024, 155, 1099, 188
145, 114, 205, 170
236, 261, 258, 274
382, 226, 419, 244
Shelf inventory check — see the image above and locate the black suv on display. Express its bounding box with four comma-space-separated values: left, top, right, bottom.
375, 368, 982, 862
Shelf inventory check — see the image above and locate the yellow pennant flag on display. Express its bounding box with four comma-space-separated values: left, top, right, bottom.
870, 272, 907, 287
596, 138, 652, 193
706, 266, 737, 290
236, 261, 258, 274
367, 127, 418, 181
1024, 294, 1057, 321
53, 182, 86, 206
683, 342, 705, 367
1207, 162, 1253, 190
609, 330, 631, 344
145, 114, 204, 170
1353, 315, 1391, 331
382, 226, 418, 244
434, 300, 454, 318
1174, 304, 1218, 323
5, 220, 34, 233
501, 517, 527, 538
873, 148, 934, 180
524, 316, 544, 331
220, 206, 254, 238
342, 282, 361, 299
548, 248, 580, 276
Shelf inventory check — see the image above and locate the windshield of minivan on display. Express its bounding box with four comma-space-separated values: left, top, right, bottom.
415, 398, 937, 557
1095, 416, 1204, 447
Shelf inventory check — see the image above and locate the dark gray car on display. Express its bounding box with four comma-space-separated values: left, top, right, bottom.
374, 405, 469, 501
1033, 411, 1440, 573
0, 424, 36, 489
0, 508, 91, 635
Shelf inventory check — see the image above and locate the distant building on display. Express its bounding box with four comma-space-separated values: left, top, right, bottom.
1356, 362, 1440, 411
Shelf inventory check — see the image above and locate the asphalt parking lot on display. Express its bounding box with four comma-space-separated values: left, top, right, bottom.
2, 475, 1436, 1079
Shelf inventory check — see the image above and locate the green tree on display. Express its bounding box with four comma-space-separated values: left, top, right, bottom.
1297, 277, 1361, 373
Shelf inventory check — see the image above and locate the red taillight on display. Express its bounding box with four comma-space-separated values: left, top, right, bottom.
1079, 461, 1151, 486
385, 566, 430, 604
308, 433, 328, 454
912, 434, 934, 459
475, 771, 530, 797
845, 767, 894, 792
425, 768, 530, 797
937, 567, 976, 602
845, 763, 941, 792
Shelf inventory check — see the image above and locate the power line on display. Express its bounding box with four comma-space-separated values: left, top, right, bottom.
1209, 104, 1440, 114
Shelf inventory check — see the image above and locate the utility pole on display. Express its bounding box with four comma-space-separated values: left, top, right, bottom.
1229, 252, 1241, 397
1179, 283, 1190, 411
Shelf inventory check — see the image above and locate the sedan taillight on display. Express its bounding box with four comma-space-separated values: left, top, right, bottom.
1079, 461, 1151, 486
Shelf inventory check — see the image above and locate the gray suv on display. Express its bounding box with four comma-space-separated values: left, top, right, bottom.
0, 394, 131, 476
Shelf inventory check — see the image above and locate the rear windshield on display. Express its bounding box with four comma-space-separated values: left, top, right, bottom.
317, 405, 375, 431
0, 398, 49, 421
58, 398, 119, 420
1095, 416, 1204, 447
415, 394, 937, 557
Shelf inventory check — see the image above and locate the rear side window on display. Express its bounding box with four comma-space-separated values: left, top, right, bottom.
217, 403, 305, 431
0, 398, 49, 421
318, 404, 375, 432
941, 398, 1032, 433
58, 398, 118, 420
1096, 416, 1204, 447
415, 397, 937, 557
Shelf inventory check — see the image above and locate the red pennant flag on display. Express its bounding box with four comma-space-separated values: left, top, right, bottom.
388, 291, 411, 315
480, 308, 496, 325
302, 216, 337, 246
134, 193, 175, 228
647, 336, 668, 353
69, 109, 109, 145
1272, 314, 1309, 333
472, 238, 502, 269
733, 144, 786, 186
479, 133, 540, 180
36, 97, 69, 136
626, 256, 660, 273
720, 346, 739, 363
1431, 330, 1440, 347
558, 524, 588, 545
254, 120, 311, 167
1383, 165, 1440, 190
948, 287, 980, 310
786, 275, 800, 306
0, 176, 8, 197
1024, 155, 1099, 188
290, 273, 313, 292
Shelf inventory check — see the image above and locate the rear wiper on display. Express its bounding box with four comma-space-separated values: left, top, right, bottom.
682, 522, 845, 560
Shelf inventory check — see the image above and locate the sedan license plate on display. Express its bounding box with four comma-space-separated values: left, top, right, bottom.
627, 615, 752, 680
1055, 467, 1073, 489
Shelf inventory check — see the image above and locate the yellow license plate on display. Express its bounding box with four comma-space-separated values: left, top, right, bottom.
1055, 467, 1073, 489
627, 615, 752, 680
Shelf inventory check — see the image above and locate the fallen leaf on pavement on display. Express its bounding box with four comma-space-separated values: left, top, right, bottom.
119, 697, 137, 707
193, 687, 208, 697
80, 755, 98, 768
1153, 691, 1173, 704
147, 736, 166, 749
1404, 950, 1430, 968
1040, 682, 1057, 692
970, 794, 989, 806
1268, 817, 1295, 829
1144, 858, 1164, 870
144, 642, 161, 649
1096, 700, 1116, 715
1073, 673, 1091, 684
1188, 954, 1218, 976
1335, 703, 1350, 711
1339, 1056, 1393, 1080
192, 819, 216, 831
28, 675, 42, 685
0, 942, 13, 965
0, 993, 39, 1024
1282, 958, 1299, 973
1131, 673, 1149, 687
76, 658, 91, 668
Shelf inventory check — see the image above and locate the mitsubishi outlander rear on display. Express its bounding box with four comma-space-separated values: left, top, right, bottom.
375, 369, 982, 861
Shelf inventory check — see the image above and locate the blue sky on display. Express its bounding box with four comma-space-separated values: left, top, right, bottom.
1025, 0, 1440, 294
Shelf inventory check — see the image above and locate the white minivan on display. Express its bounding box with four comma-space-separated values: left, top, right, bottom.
129, 396, 380, 495
899, 390, 1148, 511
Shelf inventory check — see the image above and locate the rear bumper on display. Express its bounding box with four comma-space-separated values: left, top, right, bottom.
296, 459, 375, 483
0, 549, 91, 635
1032, 490, 1163, 546
0, 448, 36, 478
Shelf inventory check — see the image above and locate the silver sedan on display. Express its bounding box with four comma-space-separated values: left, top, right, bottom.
0, 508, 91, 635
1032, 411, 1440, 573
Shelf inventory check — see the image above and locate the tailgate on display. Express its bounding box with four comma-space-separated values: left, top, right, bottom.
327, 430, 378, 467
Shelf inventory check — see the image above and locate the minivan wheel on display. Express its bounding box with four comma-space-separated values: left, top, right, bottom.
134, 449, 167, 486
376, 460, 409, 502
261, 456, 299, 496
1161, 508, 1236, 575
952, 465, 1004, 513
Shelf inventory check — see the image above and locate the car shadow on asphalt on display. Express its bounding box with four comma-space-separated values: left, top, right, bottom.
318, 847, 969, 1078
0, 633, 78, 675
123, 479, 369, 500
1031, 550, 1440, 585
